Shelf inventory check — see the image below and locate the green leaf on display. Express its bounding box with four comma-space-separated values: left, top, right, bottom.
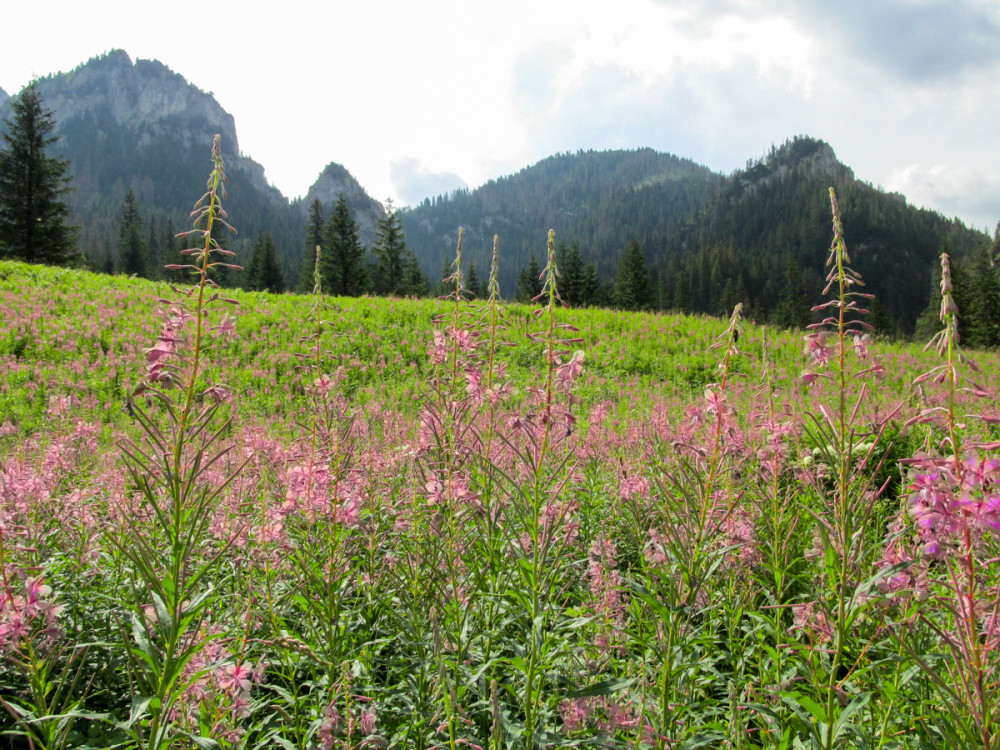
565, 677, 633, 699
131, 614, 155, 665
150, 590, 173, 638
127, 695, 155, 728
780, 690, 827, 723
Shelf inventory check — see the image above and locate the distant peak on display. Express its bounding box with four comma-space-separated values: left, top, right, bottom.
741, 135, 851, 184
88, 48, 134, 69
769, 136, 837, 164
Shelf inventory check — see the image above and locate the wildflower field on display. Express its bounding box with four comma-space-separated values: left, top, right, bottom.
2, 149, 1000, 750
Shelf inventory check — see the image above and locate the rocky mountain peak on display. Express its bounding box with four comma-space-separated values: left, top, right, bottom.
301, 162, 385, 241
33, 50, 237, 154
737, 136, 853, 193
304, 163, 381, 208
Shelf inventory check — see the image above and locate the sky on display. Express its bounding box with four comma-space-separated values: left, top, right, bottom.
2, 0, 998, 231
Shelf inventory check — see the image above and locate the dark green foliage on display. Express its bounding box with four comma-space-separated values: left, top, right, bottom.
867, 297, 895, 338
465, 261, 485, 299
117, 189, 146, 277
558, 240, 602, 307
299, 199, 324, 291
614, 237, 651, 310
323, 193, 368, 296
771, 254, 812, 330
514, 254, 542, 303
245, 232, 285, 293
916, 232, 1000, 349
404, 148, 718, 297
373, 200, 409, 296
0, 82, 78, 265
404, 137, 986, 332
400, 249, 428, 297
966, 241, 1000, 348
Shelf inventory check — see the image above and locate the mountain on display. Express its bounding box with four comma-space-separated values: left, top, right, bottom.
0, 87, 7, 103
0, 51, 381, 286
402, 149, 720, 295
403, 137, 986, 332
297, 162, 385, 246
651, 137, 984, 332
0, 51, 988, 330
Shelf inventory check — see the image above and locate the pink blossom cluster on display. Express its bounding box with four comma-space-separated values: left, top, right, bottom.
317, 694, 378, 749
559, 695, 655, 742
169, 629, 263, 742
0, 575, 63, 652
907, 455, 1000, 556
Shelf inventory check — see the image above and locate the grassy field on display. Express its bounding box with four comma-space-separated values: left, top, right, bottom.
2, 203, 1000, 749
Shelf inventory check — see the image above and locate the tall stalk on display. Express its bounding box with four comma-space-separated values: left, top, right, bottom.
115, 135, 247, 750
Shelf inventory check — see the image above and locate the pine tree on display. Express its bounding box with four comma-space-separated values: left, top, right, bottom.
465, 261, 485, 299
299, 199, 324, 291
246, 232, 285, 293
967, 242, 1000, 348
323, 193, 367, 296
771, 255, 810, 329
613, 237, 651, 310
373, 199, 407, 296
0, 82, 78, 264
400, 249, 428, 297
581, 262, 603, 306
515, 254, 542, 303
559, 241, 586, 306
118, 189, 147, 277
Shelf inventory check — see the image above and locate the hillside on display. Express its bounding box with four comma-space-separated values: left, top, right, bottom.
654, 137, 986, 332
404, 137, 987, 332
402, 148, 721, 294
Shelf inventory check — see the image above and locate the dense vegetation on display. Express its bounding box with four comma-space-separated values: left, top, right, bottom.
3, 141, 1000, 747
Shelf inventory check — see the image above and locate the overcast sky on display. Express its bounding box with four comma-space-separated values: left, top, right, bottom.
2, 0, 998, 231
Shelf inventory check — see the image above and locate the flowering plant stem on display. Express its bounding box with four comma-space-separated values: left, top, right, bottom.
115, 135, 246, 750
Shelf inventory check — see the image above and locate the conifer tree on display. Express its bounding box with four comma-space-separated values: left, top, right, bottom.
374, 199, 407, 296
967, 242, 1000, 348
772, 255, 811, 329
299, 199, 324, 291
401, 249, 428, 297
323, 193, 367, 296
581, 262, 603, 306
118, 189, 147, 277
0, 82, 78, 264
515, 254, 542, 302
613, 236, 651, 310
465, 261, 484, 299
246, 232, 285, 293
559, 241, 586, 306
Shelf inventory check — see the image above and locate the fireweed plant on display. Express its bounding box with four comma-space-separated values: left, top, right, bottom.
114, 135, 254, 749
888, 252, 1000, 748
783, 188, 901, 749
496, 229, 588, 746
625, 301, 749, 746
258, 242, 378, 749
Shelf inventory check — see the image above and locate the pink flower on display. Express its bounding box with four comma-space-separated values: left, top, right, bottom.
804, 332, 832, 366
216, 661, 253, 696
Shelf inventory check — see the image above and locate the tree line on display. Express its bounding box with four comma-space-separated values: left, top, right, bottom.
4, 85, 1000, 345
